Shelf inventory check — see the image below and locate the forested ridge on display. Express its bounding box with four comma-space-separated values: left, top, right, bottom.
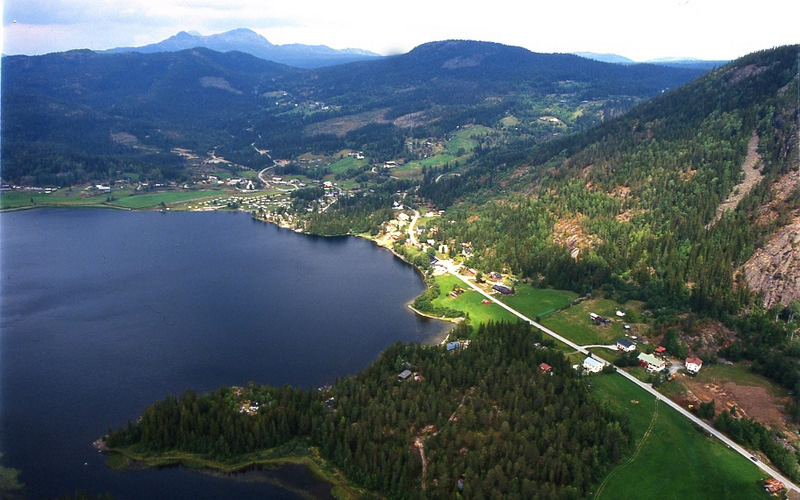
105, 321, 632, 499
419, 46, 799, 318
1, 41, 703, 186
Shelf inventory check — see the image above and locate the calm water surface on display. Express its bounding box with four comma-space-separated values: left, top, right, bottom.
0, 208, 448, 499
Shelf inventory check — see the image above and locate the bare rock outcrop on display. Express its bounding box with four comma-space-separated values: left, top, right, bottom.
743, 214, 800, 308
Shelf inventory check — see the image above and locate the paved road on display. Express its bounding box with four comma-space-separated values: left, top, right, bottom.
408, 209, 420, 246
446, 267, 799, 492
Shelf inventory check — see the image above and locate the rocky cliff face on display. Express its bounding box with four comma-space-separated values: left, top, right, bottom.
743, 214, 800, 308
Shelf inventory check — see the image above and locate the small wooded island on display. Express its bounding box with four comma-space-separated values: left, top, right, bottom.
100, 321, 632, 498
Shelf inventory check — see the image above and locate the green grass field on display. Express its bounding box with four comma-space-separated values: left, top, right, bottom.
1, 189, 230, 211
327, 156, 367, 175
444, 125, 490, 154
1, 190, 111, 210
430, 274, 516, 327
498, 285, 578, 320
590, 375, 768, 499
541, 298, 641, 346
112, 190, 227, 209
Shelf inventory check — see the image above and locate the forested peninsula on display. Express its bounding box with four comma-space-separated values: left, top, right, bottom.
102, 321, 632, 499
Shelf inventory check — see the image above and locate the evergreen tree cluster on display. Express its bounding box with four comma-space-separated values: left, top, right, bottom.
714, 410, 800, 482
105, 321, 632, 499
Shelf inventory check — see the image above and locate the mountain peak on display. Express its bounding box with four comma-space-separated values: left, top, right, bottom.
214, 28, 272, 46
103, 28, 379, 68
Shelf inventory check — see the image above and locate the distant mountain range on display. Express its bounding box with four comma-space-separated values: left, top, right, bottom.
102, 28, 382, 68
573, 51, 728, 70
1, 38, 707, 186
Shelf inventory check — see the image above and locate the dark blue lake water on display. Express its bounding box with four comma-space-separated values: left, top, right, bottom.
0, 208, 448, 499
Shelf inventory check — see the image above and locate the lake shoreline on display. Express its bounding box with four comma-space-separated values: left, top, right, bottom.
250, 212, 455, 345
98, 442, 360, 499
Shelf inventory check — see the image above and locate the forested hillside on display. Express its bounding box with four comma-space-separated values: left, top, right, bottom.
419, 45, 799, 317
105, 321, 631, 499
1, 41, 704, 186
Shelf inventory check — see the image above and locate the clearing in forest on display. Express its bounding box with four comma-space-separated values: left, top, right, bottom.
708, 131, 763, 226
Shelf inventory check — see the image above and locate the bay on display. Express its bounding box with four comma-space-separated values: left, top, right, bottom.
0, 208, 448, 499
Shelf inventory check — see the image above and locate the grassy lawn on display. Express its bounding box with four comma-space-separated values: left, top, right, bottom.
498, 285, 578, 320
541, 298, 641, 346
590, 375, 768, 499
431, 274, 516, 327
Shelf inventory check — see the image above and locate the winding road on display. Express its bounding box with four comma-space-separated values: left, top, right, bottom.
408, 209, 420, 246
442, 264, 799, 492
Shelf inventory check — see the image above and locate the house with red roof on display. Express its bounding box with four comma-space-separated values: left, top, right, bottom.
685, 357, 704, 374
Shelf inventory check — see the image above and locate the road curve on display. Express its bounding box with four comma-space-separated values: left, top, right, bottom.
448, 269, 799, 492
408, 209, 420, 246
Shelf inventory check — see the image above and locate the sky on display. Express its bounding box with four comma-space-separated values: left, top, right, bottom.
2, 0, 798, 61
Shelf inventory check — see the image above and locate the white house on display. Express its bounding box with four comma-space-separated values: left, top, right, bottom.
616, 338, 635, 352
583, 356, 604, 373
685, 357, 703, 374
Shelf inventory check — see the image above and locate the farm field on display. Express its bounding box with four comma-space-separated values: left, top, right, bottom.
590, 374, 768, 499
498, 285, 578, 320
541, 297, 644, 346
112, 190, 227, 209
0, 188, 230, 211
430, 274, 516, 327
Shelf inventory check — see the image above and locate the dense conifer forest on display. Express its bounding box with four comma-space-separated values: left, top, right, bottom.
105, 321, 632, 499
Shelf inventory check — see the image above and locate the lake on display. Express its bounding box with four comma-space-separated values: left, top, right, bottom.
0, 208, 449, 499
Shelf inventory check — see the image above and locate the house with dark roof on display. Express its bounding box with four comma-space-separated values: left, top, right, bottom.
492, 284, 512, 295
616, 338, 635, 352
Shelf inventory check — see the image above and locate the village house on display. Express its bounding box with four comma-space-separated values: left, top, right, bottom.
616, 338, 636, 352
685, 357, 704, 374
583, 356, 604, 373
398, 369, 412, 381
540, 362, 552, 374
637, 352, 666, 373
654, 346, 667, 356
446, 341, 461, 351
492, 284, 512, 295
